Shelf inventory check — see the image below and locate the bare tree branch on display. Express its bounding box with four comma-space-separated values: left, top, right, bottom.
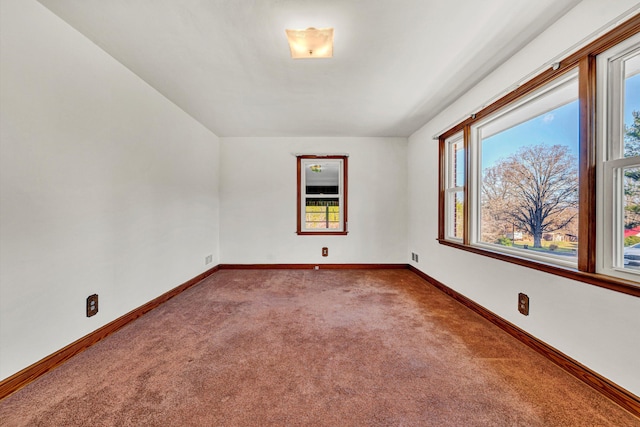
481, 144, 578, 248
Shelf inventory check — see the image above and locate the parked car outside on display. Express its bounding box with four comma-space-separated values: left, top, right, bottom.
623, 242, 640, 266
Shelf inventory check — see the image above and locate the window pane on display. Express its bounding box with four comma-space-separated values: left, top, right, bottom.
444, 133, 464, 241
479, 76, 579, 261
449, 139, 464, 187
305, 198, 340, 229
623, 166, 640, 270
449, 190, 464, 239
624, 52, 640, 157
305, 162, 339, 194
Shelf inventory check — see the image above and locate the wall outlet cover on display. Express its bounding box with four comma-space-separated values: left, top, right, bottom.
518, 293, 529, 316
87, 294, 99, 317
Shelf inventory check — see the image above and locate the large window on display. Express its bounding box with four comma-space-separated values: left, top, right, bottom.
597, 32, 640, 282
438, 17, 640, 296
472, 71, 579, 267
297, 155, 348, 235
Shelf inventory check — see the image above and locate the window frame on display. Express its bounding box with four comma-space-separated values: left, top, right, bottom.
469, 69, 580, 268
443, 132, 465, 242
596, 32, 640, 282
297, 155, 348, 235
437, 15, 640, 298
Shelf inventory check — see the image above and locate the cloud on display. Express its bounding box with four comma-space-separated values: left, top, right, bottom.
542, 113, 555, 124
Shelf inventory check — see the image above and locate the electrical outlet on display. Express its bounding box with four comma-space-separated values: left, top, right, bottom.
322, 247, 328, 257
314, 265, 319, 270
87, 294, 98, 317
518, 293, 529, 316
205, 254, 213, 265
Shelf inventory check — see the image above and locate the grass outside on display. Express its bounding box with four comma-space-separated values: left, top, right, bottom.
508, 239, 577, 254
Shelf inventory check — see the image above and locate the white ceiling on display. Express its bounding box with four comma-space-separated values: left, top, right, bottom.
37, 0, 581, 137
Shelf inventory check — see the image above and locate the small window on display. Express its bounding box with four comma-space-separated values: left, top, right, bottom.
597, 32, 640, 280
444, 133, 465, 241
297, 155, 348, 235
471, 71, 580, 266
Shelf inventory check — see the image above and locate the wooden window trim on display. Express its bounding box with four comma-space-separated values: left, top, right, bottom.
437, 15, 640, 298
440, 133, 466, 242
438, 138, 445, 241
577, 54, 597, 273
297, 155, 348, 236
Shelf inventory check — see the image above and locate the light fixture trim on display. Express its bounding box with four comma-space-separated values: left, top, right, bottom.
285, 27, 334, 59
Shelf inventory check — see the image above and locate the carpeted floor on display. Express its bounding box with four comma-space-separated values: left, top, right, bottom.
0, 269, 638, 426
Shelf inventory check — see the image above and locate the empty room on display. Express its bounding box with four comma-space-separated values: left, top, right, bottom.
1, 0, 639, 425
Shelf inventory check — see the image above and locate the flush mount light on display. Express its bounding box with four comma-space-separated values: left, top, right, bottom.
285, 27, 334, 59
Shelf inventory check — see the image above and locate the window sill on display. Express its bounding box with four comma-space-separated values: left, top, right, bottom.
437, 238, 640, 297
297, 231, 348, 236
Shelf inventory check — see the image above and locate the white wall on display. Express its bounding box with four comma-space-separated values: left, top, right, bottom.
220, 137, 407, 264
0, 0, 220, 380
408, 0, 640, 395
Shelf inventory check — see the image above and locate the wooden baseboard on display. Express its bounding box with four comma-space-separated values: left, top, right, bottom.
218, 263, 407, 270
407, 265, 640, 418
0, 265, 220, 400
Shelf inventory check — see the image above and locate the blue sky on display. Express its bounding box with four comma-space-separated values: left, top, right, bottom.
481, 73, 639, 169
481, 101, 579, 169
625, 72, 640, 127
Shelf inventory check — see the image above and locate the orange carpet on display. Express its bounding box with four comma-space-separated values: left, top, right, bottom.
0, 269, 637, 426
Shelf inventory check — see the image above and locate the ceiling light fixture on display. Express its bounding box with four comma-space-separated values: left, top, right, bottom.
285, 27, 334, 59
